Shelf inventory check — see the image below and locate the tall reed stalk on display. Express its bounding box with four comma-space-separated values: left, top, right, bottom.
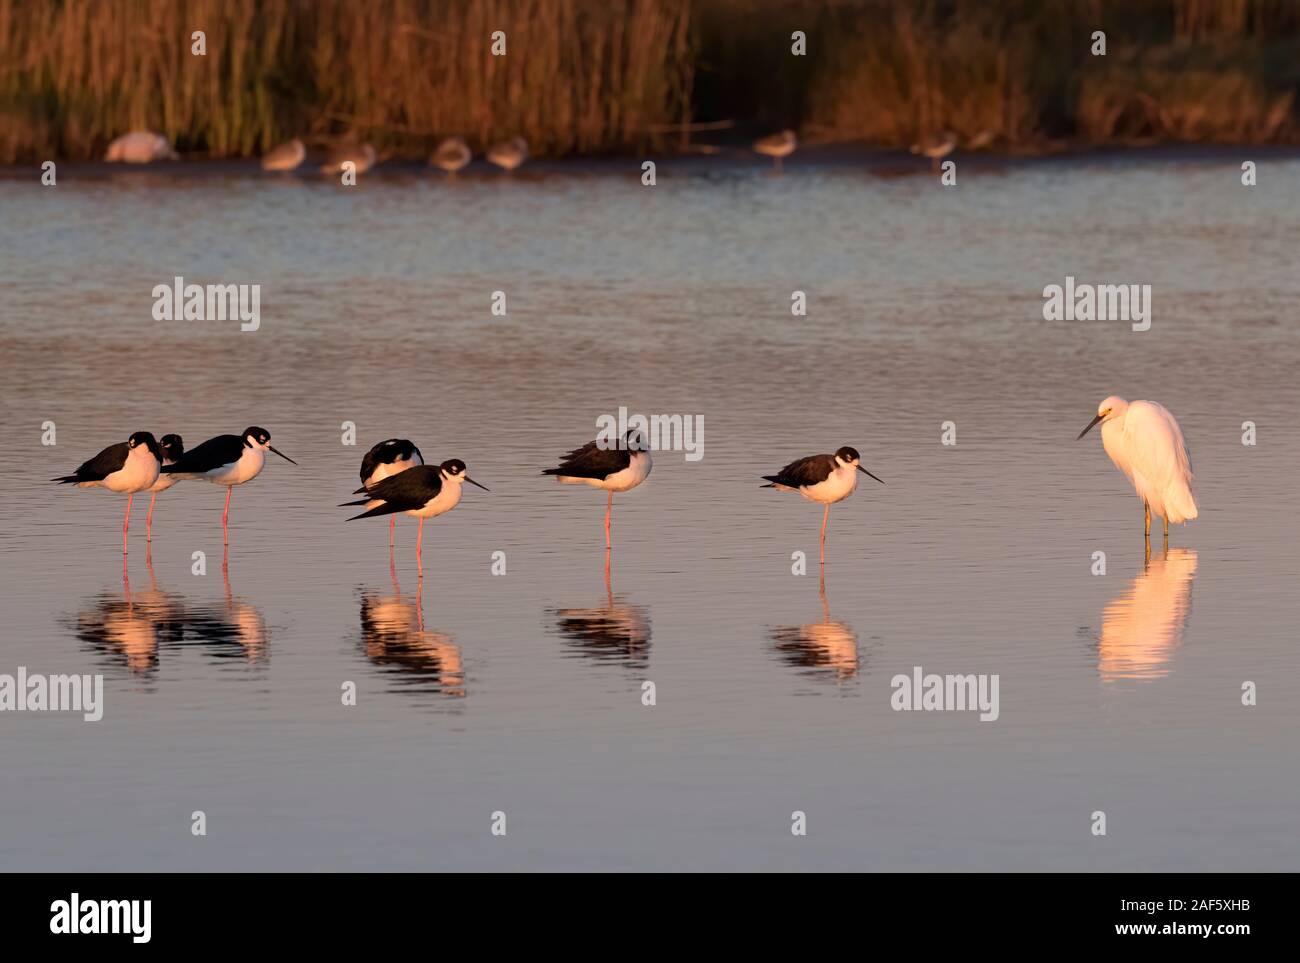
0, 0, 1297, 162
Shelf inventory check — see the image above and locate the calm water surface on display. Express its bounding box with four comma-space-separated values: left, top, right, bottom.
1, 154, 1298, 870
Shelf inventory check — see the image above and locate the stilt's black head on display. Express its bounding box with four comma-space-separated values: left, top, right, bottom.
128, 431, 163, 461
836, 445, 883, 484
244, 426, 297, 465
441, 459, 489, 491
624, 428, 649, 452
159, 433, 184, 461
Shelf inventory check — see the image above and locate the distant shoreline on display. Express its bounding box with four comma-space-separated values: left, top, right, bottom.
4, 143, 1296, 182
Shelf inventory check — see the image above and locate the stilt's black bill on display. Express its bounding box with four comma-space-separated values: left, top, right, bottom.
1076, 413, 1105, 440
466, 476, 489, 491
269, 445, 298, 465
857, 465, 884, 484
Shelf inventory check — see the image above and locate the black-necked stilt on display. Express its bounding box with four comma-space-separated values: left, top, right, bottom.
753, 129, 797, 172
143, 433, 184, 544
487, 137, 528, 171
52, 431, 163, 553
161, 426, 296, 544
431, 136, 472, 173
342, 459, 487, 576
356, 438, 424, 546
761, 446, 883, 565
543, 428, 652, 550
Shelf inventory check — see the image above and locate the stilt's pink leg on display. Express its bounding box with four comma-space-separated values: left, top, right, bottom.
604, 491, 613, 549
146, 492, 156, 542
122, 492, 134, 554
222, 487, 233, 545
820, 504, 830, 566
416, 517, 425, 579
389, 515, 395, 548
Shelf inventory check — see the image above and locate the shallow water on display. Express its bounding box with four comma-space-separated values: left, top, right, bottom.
2, 153, 1298, 870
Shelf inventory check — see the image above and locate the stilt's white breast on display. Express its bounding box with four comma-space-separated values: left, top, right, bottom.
595, 451, 653, 493
206, 446, 265, 486
149, 460, 180, 493
103, 445, 160, 494
800, 462, 857, 504
406, 481, 463, 519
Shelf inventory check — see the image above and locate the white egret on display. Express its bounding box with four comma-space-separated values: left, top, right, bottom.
1077, 396, 1198, 540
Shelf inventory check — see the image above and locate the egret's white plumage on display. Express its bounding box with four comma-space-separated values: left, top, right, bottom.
1079, 395, 1198, 528
1099, 548, 1198, 681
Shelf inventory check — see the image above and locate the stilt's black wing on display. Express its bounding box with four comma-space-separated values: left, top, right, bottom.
53, 441, 129, 483
542, 439, 630, 481
345, 465, 442, 519
359, 438, 422, 485
761, 453, 835, 488
163, 434, 244, 474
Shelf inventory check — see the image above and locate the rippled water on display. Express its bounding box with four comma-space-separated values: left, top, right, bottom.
2, 152, 1298, 870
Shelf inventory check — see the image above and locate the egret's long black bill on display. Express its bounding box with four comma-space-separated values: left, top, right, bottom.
1076, 414, 1104, 441
269, 445, 298, 465
857, 465, 884, 484
466, 476, 489, 491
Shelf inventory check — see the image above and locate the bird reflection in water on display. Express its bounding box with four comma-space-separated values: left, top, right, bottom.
358, 562, 465, 698
769, 575, 859, 682
549, 549, 651, 668
71, 546, 267, 671
72, 555, 183, 674
1098, 547, 1198, 682
179, 547, 269, 663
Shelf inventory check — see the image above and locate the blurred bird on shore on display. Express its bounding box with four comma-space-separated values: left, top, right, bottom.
105, 131, 178, 163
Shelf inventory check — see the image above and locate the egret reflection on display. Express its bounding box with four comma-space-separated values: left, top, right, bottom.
549, 550, 651, 667
769, 578, 859, 682
358, 574, 465, 698
1099, 547, 1198, 682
